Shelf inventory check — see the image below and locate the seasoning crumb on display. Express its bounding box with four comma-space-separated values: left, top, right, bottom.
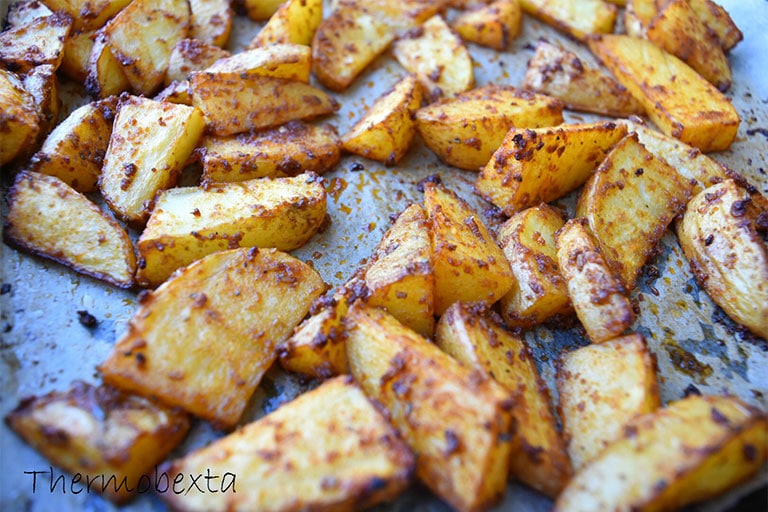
77, 310, 98, 328
0, 283, 10, 295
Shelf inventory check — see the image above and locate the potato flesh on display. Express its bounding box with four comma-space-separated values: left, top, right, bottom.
278, 305, 350, 378
0, 69, 40, 165
5, 0, 54, 28
43, 0, 132, 31
519, 0, 617, 40
188, 0, 232, 47
453, 0, 523, 51
165, 38, 230, 86
248, 0, 323, 47
687, 0, 742, 51
202, 44, 312, 82
85, 31, 131, 99
0, 12, 72, 73
22, 64, 60, 143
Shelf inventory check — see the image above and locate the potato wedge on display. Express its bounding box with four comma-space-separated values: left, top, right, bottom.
476, 121, 627, 216
555, 218, 635, 343
135, 173, 327, 287
623, 0, 657, 37
498, 204, 571, 328
84, 30, 131, 99
436, 302, 573, 498
452, 0, 522, 50
103, 0, 190, 96
201, 43, 311, 82
342, 74, 422, 166
26, 97, 116, 193
677, 180, 768, 339
101, 248, 325, 429
161, 376, 415, 511
188, 0, 232, 47
248, 0, 322, 47
202, 122, 341, 184
554, 394, 768, 512
576, 133, 693, 290
557, 333, 660, 470
4, 171, 136, 288
4, 381, 190, 504
42, 0, 132, 31
0, 69, 40, 166
416, 85, 564, 172
393, 15, 474, 102
688, 0, 742, 52
519, 0, 617, 41
424, 182, 514, 315
589, 34, 740, 153
22, 64, 59, 142
346, 305, 514, 512
60, 29, 95, 82
5, 0, 53, 28
522, 41, 644, 117
99, 95, 205, 225
244, 0, 284, 21
165, 38, 230, 86
0, 12, 72, 73
155, 80, 192, 105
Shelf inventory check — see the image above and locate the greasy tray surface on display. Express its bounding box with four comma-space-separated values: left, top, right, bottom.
1, 0, 767, 510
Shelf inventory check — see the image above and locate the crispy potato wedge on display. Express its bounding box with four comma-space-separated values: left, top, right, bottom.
476, 121, 627, 216
4, 381, 190, 504
688, 0, 742, 51
342, 74, 423, 166
555, 218, 635, 343
5, 0, 54, 28
554, 394, 768, 512
202, 122, 341, 184
101, 248, 325, 429
519, 0, 617, 41
0, 12, 72, 73
103, 0, 190, 96
165, 38, 230, 86
364, 203, 435, 337
589, 34, 740, 153
22, 64, 59, 142
42, 0, 132, 31
646, 0, 731, 91
522, 41, 644, 117
188, 0, 232, 47
99, 95, 205, 225
557, 333, 660, 470
452, 0, 522, 50
161, 376, 415, 511
248, 0, 322, 47
678, 180, 768, 339
0, 69, 40, 165
436, 303, 573, 498
154, 80, 192, 105
346, 305, 514, 512
84, 30, 130, 99
26, 97, 116, 193
623, 0, 657, 38
202, 43, 311, 82
393, 15, 474, 102
4, 171, 136, 288
416, 85, 564, 172
135, 173, 327, 287
424, 182, 514, 315
312, 0, 442, 91
576, 133, 693, 290
60, 29, 95, 82
498, 204, 571, 328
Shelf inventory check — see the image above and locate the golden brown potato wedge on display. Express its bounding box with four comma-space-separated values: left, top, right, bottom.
589, 34, 740, 153
576, 133, 693, 290
519, 0, 617, 41
165, 38, 230, 86
393, 15, 474, 102
99, 95, 205, 225
201, 43, 311, 82
42, 0, 132, 31
4, 171, 136, 288
424, 182, 514, 315
154, 80, 192, 105
522, 41, 644, 117
436, 302, 573, 498
0, 11, 72, 73
476, 121, 627, 216
497, 204, 571, 328
161, 376, 415, 511
188, 0, 232, 47
452, 0, 522, 50
4, 381, 190, 504
678, 180, 768, 339
342, 74, 423, 166
687, 0, 742, 52
623, 0, 657, 38
135, 173, 327, 288
346, 305, 514, 512
555, 218, 635, 343
101, 248, 325, 429
248, 0, 323, 47
0, 69, 40, 165
554, 394, 768, 512
60, 29, 95, 82
22, 64, 59, 142
557, 333, 661, 470
84, 30, 131, 99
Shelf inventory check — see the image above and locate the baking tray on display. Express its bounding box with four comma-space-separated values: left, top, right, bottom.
1, 0, 767, 510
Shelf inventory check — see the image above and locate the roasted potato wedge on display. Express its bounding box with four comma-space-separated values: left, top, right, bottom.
677, 180, 768, 339
154, 80, 192, 105
188, 0, 232, 47
5, 381, 190, 504
244, 0, 284, 21
84, 30, 131, 99
623, 0, 657, 37
99, 95, 205, 225
416, 84, 564, 172
687, 0, 742, 51
346, 305, 514, 512
576, 133, 693, 290
557, 333, 661, 470
0, 11, 72, 73
519, 0, 617, 41
248, 0, 322, 47
424, 182, 514, 315
5, 0, 54, 28
161, 376, 415, 511
497, 204, 571, 328
4, 171, 136, 288
589, 34, 740, 153
60, 29, 94, 83
555, 218, 635, 343
452, 0, 522, 50
201, 42, 311, 82
0, 69, 40, 165
393, 15, 474, 102
26, 97, 116, 193
22, 64, 60, 143
342, 74, 423, 166
476, 121, 627, 216
522, 41, 644, 117
554, 394, 768, 512
101, 248, 325, 429
165, 38, 230, 86
135, 173, 327, 287
42, 0, 132, 31
436, 302, 573, 498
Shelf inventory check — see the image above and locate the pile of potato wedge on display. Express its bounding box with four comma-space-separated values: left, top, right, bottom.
1, 0, 767, 511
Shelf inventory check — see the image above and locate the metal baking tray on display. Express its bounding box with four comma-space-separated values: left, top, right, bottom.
1, 0, 766, 510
